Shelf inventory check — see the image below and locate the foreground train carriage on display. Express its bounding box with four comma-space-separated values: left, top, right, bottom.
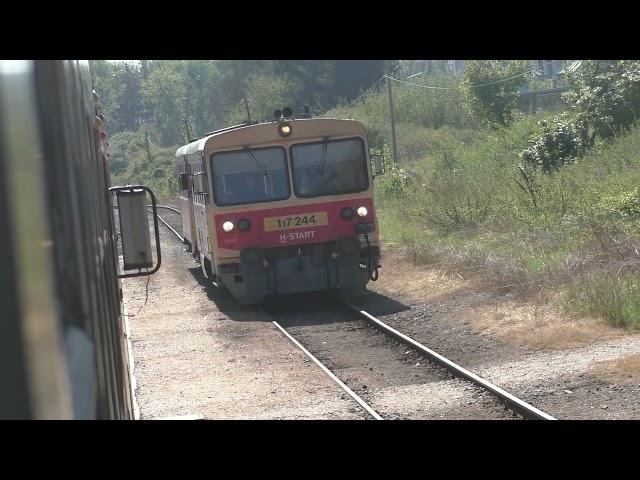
0, 60, 158, 419
177, 118, 382, 304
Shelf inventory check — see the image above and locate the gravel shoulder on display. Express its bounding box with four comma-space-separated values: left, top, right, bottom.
364, 249, 640, 419
122, 214, 363, 420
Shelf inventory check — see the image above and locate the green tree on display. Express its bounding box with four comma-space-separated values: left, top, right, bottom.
142, 61, 188, 145
460, 60, 530, 128
93, 61, 143, 134
183, 60, 222, 136
272, 60, 335, 113
563, 60, 640, 147
225, 72, 301, 125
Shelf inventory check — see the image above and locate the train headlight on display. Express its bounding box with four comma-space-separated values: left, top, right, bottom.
278, 122, 292, 137
222, 221, 234, 232
356, 206, 368, 217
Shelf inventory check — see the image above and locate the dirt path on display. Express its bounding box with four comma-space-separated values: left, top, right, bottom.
121, 218, 363, 420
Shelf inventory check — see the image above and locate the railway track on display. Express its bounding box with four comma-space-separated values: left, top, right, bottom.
154, 206, 556, 421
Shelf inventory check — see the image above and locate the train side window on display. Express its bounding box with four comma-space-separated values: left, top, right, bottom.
179, 173, 189, 191
192, 172, 207, 194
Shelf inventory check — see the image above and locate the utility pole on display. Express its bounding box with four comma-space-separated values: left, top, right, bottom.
144, 130, 151, 162
385, 60, 399, 167
233, 61, 252, 123
242, 97, 252, 123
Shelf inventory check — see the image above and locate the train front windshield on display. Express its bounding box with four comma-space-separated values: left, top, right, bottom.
212, 146, 290, 206
291, 137, 369, 198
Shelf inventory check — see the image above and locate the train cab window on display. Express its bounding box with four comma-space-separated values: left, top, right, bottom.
211, 146, 289, 206
290, 137, 369, 198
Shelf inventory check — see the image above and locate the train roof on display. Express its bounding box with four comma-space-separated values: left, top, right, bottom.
175, 118, 366, 158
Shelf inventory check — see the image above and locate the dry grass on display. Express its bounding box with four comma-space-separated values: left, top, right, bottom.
375, 246, 625, 350
464, 301, 622, 350
591, 353, 640, 384
374, 248, 465, 303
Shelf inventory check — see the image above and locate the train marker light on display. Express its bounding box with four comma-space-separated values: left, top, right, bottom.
340, 207, 354, 220
279, 122, 292, 137
357, 206, 368, 217
238, 218, 251, 231
222, 221, 234, 232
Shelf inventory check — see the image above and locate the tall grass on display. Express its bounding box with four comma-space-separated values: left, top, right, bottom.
368, 105, 640, 329
325, 71, 478, 156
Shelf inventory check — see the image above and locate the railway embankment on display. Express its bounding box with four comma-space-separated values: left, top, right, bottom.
366, 249, 640, 419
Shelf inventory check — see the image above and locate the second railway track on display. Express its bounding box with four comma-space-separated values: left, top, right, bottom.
155, 206, 555, 421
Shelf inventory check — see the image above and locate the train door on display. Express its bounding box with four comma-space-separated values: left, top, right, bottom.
178, 156, 197, 251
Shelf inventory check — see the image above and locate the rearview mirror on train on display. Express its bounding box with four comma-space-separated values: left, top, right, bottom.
371, 153, 384, 176
109, 185, 162, 278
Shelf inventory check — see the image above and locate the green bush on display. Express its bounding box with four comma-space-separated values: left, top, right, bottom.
376, 166, 410, 198
520, 116, 583, 172
600, 188, 640, 218
565, 274, 640, 329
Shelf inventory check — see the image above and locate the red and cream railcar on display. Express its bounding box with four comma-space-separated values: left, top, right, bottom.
176, 117, 381, 304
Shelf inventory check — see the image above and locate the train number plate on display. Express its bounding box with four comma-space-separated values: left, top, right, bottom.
263, 212, 328, 232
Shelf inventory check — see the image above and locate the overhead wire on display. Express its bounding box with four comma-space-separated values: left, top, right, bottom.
384, 69, 536, 90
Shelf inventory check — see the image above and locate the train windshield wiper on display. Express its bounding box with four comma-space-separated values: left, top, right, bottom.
320, 138, 329, 180
244, 148, 272, 194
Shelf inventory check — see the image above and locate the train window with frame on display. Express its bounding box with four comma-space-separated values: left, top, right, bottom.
179, 173, 189, 191
210, 146, 289, 206
290, 137, 369, 198
192, 172, 207, 194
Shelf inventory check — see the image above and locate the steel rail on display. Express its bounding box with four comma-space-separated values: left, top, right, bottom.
148, 204, 181, 215
155, 212, 382, 419
148, 209, 184, 243
271, 320, 383, 420
341, 299, 556, 420
150, 203, 550, 419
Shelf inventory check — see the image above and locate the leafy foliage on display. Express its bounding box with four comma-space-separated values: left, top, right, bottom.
520, 116, 583, 172
600, 188, 640, 218
95, 60, 386, 198
519, 61, 640, 175
460, 60, 530, 128
563, 60, 640, 146
376, 166, 410, 198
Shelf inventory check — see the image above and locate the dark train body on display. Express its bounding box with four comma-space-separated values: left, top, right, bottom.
0, 60, 138, 419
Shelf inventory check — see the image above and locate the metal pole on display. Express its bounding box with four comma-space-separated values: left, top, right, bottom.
243, 97, 252, 123
385, 60, 399, 166
233, 60, 252, 123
